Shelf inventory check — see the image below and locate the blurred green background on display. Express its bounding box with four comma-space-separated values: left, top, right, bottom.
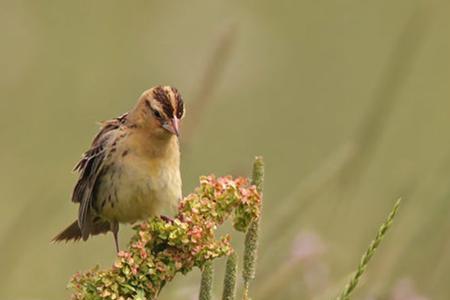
1, 0, 450, 299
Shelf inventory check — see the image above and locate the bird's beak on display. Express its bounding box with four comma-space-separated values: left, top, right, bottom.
163, 118, 180, 136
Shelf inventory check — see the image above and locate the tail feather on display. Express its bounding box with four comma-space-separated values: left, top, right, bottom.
52, 220, 111, 243
52, 220, 83, 242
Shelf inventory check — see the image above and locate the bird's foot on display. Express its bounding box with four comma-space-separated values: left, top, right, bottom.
160, 215, 174, 223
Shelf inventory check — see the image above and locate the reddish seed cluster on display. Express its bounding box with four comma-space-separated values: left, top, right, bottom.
70, 175, 261, 300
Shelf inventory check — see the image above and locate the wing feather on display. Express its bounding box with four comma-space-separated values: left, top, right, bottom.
71, 114, 127, 239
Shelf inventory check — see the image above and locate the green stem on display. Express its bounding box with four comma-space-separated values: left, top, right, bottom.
199, 261, 214, 300
242, 156, 264, 299
336, 198, 402, 300
222, 252, 238, 300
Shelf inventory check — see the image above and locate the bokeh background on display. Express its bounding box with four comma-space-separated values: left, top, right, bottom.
1, 1, 449, 299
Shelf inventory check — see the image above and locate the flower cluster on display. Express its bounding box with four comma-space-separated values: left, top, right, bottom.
70, 175, 262, 300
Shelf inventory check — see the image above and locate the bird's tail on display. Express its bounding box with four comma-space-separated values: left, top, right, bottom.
52, 220, 83, 242
52, 219, 112, 242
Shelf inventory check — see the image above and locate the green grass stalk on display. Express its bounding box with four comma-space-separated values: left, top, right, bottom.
222, 252, 238, 300
242, 156, 264, 300
199, 261, 214, 300
336, 198, 402, 300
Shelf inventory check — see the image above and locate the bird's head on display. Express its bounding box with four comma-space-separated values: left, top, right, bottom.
130, 85, 185, 139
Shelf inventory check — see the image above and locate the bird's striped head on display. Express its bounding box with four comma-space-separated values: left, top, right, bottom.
132, 85, 185, 137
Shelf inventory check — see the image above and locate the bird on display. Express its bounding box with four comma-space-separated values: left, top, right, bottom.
53, 85, 185, 252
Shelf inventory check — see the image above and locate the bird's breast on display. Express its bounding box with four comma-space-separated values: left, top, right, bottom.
99, 151, 181, 223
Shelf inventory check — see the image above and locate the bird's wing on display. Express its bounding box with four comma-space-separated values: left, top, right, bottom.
71, 113, 128, 236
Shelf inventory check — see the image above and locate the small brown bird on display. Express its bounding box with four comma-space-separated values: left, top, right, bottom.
53, 86, 184, 252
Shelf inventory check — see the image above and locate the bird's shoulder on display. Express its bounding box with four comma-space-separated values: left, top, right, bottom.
71, 113, 130, 204
73, 113, 129, 174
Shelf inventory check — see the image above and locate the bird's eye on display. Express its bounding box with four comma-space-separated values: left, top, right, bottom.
152, 109, 162, 119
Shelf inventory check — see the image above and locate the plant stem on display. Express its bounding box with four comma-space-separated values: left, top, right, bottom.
242, 156, 264, 299
200, 261, 214, 300
222, 252, 238, 300
336, 198, 402, 300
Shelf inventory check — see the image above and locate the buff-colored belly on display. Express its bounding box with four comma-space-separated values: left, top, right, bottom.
99, 156, 181, 223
